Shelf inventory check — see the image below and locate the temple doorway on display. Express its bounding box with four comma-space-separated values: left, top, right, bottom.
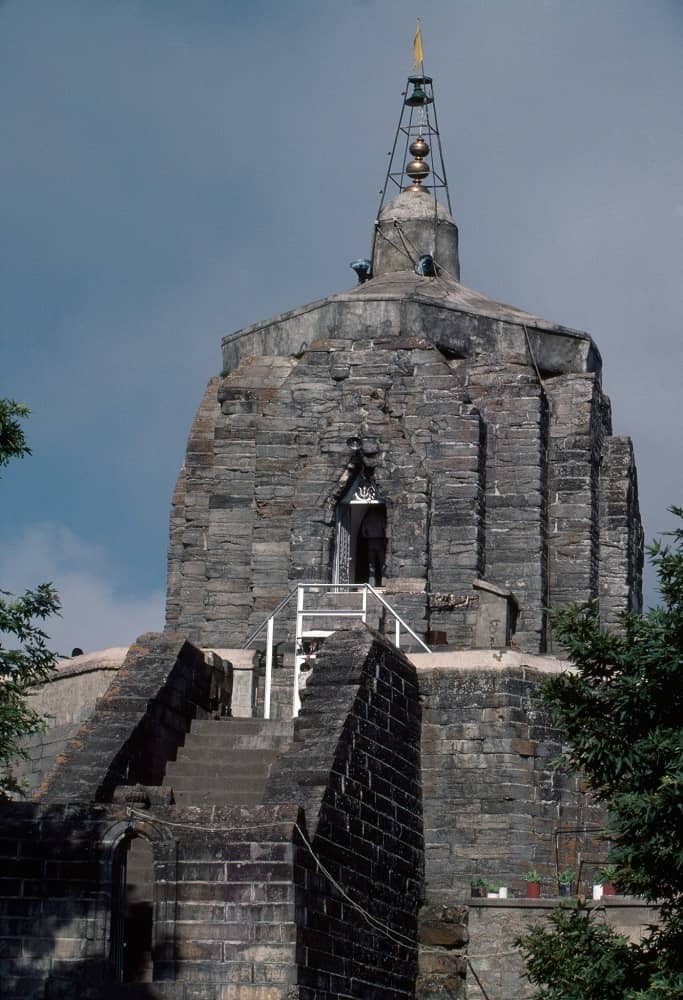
333, 474, 386, 586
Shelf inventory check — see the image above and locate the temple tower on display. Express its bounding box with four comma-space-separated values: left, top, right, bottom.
1, 63, 652, 1000
165, 71, 642, 658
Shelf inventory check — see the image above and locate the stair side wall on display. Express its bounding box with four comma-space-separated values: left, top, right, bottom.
41, 633, 215, 804
266, 623, 423, 999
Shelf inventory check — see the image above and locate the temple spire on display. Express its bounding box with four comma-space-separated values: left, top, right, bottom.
369, 48, 460, 282
377, 39, 452, 216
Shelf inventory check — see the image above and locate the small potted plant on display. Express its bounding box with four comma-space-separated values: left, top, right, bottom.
470, 878, 488, 898
523, 870, 541, 898
597, 866, 618, 896
485, 881, 499, 898
558, 870, 574, 897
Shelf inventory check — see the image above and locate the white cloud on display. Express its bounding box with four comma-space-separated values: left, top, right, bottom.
0, 523, 164, 655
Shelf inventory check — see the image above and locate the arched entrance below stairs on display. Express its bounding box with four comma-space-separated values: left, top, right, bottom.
333, 474, 386, 587
111, 833, 154, 983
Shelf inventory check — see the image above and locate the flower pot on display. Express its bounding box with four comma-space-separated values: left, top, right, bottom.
559, 883, 572, 897
470, 887, 487, 898
525, 881, 541, 898
602, 882, 616, 896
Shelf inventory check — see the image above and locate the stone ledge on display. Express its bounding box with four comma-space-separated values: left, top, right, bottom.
411, 648, 572, 674
464, 896, 657, 909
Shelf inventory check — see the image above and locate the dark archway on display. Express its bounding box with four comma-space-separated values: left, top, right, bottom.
333, 473, 386, 586
111, 834, 154, 983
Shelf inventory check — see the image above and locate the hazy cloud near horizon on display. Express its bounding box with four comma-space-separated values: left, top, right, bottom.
2, 0, 681, 649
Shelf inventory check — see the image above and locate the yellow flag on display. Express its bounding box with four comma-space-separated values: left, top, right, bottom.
413, 21, 424, 70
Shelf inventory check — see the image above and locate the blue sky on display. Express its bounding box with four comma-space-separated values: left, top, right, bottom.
2, 0, 682, 652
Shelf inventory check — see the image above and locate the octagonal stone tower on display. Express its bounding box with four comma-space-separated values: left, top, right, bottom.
165, 90, 642, 657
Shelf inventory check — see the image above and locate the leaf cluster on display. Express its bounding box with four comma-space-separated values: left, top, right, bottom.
0, 585, 60, 797
516, 902, 632, 1000
0, 398, 31, 469
0, 400, 59, 796
518, 510, 683, 997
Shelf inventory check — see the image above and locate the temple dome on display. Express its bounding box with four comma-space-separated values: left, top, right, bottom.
372, 187, 460, 280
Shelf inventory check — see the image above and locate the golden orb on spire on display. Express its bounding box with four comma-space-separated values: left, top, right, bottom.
405, 134, 430, 190
409, 136, 430, 159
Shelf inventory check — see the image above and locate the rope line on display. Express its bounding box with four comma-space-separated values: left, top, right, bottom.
374, 223, 414, 265
522, 323, 546, 396
125, 806, 518, 996
294, 821, 418, 951
125, 805, 296, 834
467, 957, 495, 1000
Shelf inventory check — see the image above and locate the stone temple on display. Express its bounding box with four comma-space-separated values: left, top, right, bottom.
1, 72, 648, 1000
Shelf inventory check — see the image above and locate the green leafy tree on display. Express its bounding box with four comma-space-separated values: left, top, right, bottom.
0, 400, 59, 797
517, 510, 683, 999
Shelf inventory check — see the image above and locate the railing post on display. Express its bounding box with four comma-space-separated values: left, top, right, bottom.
395, 617, 401, 649
264, 616, 274, 721
362, 585, 367, 624
293, 586, 304, 718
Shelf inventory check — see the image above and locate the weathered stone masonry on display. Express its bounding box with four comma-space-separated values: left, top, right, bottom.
1, 87, 647, 1000
166, 190, 642, 655
1, 625, 423, 1000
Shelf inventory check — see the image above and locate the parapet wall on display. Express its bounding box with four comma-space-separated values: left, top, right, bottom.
413, 649, 607, 898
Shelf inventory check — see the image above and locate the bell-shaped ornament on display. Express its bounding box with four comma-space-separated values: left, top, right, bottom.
405, 79, 433, 107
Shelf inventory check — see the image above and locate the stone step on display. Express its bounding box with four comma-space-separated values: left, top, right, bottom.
187, 719, 292, 734
177, 734, 292, 752
165, 757, 277, 781
173, 788, 262, 806
161, 715, 294, 806
170, 775, 270, 792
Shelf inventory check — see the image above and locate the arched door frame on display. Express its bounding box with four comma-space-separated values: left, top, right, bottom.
101, 816, 177, 983
333, 471, 386, 586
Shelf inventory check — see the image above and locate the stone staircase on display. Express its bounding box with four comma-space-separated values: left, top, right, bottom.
162, 718, 293, 807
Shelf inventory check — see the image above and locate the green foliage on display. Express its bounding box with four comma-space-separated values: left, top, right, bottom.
524, 869, 541, 883
558, 869, 574, 885
595, 865, 618, 886
0, 585, 60, 796
517, 902, 632, 1000
517, 510, 683, 997
0, 400, 58, 797
0, 399, 31, 468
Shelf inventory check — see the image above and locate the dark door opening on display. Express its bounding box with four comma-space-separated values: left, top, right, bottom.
111, 835, 154, 983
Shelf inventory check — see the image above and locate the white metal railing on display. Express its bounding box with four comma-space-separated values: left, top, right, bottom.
242, 583, 431, 719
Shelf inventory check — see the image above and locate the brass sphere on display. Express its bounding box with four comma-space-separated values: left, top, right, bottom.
406, 158, 430, 181
410, 136, 430, 158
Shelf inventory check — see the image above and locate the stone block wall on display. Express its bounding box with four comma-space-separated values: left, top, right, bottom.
599, 435, 643, 625
546, 374, 607, 631
415, 650, 607, 899
166, 289, 642, 656
466, 364, 548, 651
0, 800, 301, 1000
0, 801, 121, 1000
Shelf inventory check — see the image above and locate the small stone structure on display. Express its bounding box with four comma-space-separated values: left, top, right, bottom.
0, 70, 650, 999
